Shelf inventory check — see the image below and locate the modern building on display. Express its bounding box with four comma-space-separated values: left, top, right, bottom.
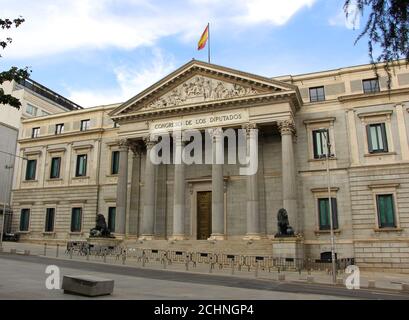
0, 78, 82, 237
9, 60, 409, 272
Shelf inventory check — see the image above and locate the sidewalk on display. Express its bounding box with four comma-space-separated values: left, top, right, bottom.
1, 241, 408, 292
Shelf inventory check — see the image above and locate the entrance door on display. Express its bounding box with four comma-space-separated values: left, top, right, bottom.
197, 191, 212, 240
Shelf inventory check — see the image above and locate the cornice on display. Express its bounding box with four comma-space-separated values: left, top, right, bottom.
112, 91, 299, 123
338, 87, 409, 103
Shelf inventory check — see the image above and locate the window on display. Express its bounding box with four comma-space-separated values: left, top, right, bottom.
71, 208, 82, 232
50, 157, 61, 179
26, 104, 37, 116
363, 78, 380, 93
367, 123, 388, 153
80, 119, 90, 131
20, 209, 30, 231
55, 123, 64, 135
309, 86, 325, 102
108, 207, 116, 232
318, 198, 339, 230
312, 129, 331, 159
75, 154, 87, 177
376, 194, 396, 228
31, 127, 40, 138
111, 151, 120, 175
25, 159, 37, 181
45, 208, 55, 232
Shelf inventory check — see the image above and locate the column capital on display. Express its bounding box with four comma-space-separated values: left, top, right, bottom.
208, 127, 223, 142
242, 122, 257, 131
118, 138, 130, 151
143, 135, 156, 149
277, 119, 296, 136
130, 141, 144, 157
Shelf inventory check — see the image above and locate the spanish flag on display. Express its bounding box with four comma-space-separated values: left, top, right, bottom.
197, 24, 209, 50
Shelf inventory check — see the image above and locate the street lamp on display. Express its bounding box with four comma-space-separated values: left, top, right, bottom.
322, 131, 337, 284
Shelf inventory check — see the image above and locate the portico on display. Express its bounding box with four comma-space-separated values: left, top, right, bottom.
110, 60, 302, 242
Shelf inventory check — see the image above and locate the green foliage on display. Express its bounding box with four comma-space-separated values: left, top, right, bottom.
0, 16, 31, 110
344, 0, 409, 87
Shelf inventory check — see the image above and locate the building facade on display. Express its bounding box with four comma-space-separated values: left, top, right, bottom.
10, 60, 409, 272
0, 79, 82, 236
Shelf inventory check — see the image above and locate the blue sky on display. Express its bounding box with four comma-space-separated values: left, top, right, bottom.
1, 0, 369, 107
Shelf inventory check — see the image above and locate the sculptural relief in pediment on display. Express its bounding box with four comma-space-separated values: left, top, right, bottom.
143, 75, 266, 110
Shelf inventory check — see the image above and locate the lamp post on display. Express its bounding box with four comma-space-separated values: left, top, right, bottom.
322, 131, 337, 284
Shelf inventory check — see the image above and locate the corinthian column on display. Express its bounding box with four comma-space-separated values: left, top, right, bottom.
278, 119, 298, 232
140, 136, 156, 239
171, 132, 186, 240
210, 128, 225, 240
115, 139, 129, 236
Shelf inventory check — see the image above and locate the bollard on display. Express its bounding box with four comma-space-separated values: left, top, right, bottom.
44, 243, 47, 256
163, 258, 167, 270
56, 244, 59, 258
307, 276, 314, 283
24, 250, 30, 255
142, 255, 146, 267
231, 260, 235, 275
209, 263, 213, 274
10, 248, 16, 254
255, 262, 259, 278
278, 274, 285, 281
103, 253, 107, 263
86, 249, 90, 261
185, 261, 189, 271
122, 253, 126, 265
69, 248, 73, 259
367, 280, 376, 289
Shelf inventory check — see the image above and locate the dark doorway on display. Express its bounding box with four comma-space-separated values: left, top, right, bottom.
197, 191, 212, 240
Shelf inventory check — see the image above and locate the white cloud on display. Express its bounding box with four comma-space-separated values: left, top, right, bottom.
66, 48, 175, 107
237, 0, 316, 25
2, 0, 317, 59
329, 1, 360, 30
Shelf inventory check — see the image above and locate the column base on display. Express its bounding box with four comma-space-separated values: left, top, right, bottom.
243, 234, 265, 241
138, 235, 156, 241
208, 234, 226, 241
168, 234, 187, 241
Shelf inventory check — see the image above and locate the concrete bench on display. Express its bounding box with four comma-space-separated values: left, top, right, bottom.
62, 275, 114, 297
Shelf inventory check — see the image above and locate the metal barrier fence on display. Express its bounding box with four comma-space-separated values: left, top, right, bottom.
60, 241, 354, 274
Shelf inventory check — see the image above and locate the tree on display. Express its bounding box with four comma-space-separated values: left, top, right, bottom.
344, 1, 409, 86
0, 17, 31, 110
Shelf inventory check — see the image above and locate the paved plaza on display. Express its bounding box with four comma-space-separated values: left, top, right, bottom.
1, 242, 409, 300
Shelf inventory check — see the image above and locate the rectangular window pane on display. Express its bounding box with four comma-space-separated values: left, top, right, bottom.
108, 207, 116, 232
111, 151, 120, 174
76, 155, 87, 177
377, 194, 396, 228
71, 208, 82, 232
25, 160, 37, 180
80, 119, 90, 131
32, 127, 40, 138
318, 198, 338, 230
309, 86, 325, 102
312, 129, 329, 158
50, 157, 61, 179
363, 79, 380, 93
20, 209, 30, 231
368, 123, 388, 153
55, 124, 64, 134
45, 208, 55, 232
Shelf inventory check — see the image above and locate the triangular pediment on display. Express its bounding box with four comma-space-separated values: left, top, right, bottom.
110, 60, 300, 118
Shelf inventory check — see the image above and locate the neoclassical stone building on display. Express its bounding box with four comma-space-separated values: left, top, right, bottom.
10, 60, 409, 271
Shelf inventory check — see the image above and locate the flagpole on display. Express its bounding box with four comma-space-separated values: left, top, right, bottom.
207, 22, 210, 64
